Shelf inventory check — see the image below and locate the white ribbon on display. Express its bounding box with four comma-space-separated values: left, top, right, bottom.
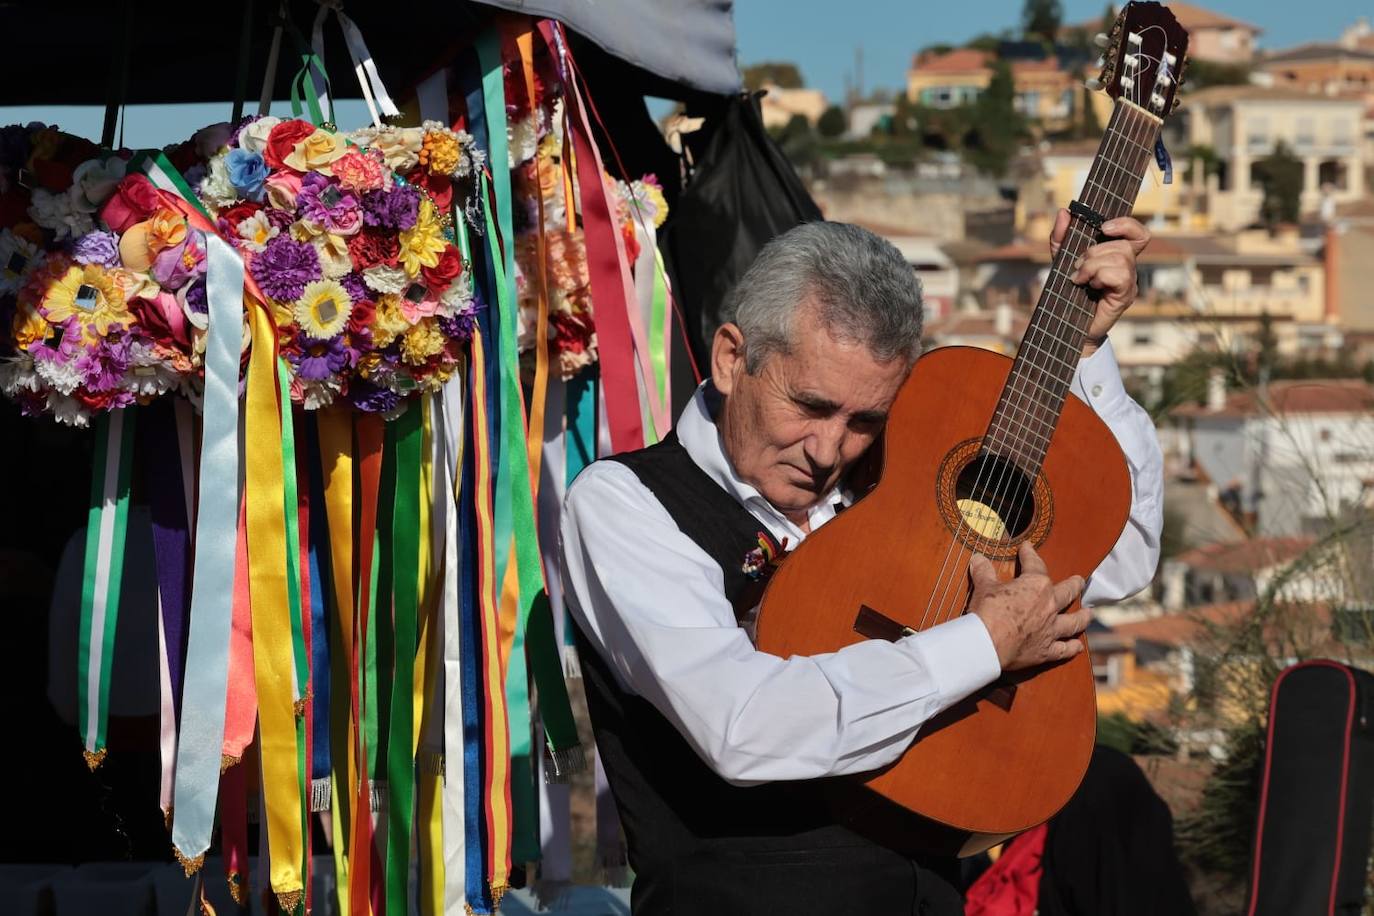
438, 377, 467, 913
311, 0, 400, 127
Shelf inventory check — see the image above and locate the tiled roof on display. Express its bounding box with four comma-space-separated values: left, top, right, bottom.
912, 48, 991, 73
1171, 379, 1374, 418
1173, 536, 1317, 573
1113, 600, 1333, 648
1165, 1, 1260, 33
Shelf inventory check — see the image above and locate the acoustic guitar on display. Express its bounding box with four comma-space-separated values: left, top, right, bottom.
753, 1, 1189, 855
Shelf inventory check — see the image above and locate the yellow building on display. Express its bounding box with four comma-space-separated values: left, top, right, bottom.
905, 48, 1078, 132
757, 84, 829, 130
1172, 85, 1367, 231
1027, 140, 1201, 234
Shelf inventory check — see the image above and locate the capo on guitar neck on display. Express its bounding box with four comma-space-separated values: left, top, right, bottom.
1068, 199, 1109, 233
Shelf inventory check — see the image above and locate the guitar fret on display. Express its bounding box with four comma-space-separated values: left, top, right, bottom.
1041, 286, 1093, 321
1104, 126, 1152, 157
1093, 155, 1145, 189
1019, 339, 1079, 375
989, 410, 1051, 451
1084, 177, 1133, 210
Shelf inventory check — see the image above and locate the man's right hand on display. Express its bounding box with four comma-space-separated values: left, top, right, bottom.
968, 541, 1088, 671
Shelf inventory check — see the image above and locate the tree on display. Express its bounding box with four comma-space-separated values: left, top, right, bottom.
1022, 0, 1064, 45
965, 61, 1024, 177
817, 105, 848, 138
742, 62, 804, 91
1253, 141, 1303, 227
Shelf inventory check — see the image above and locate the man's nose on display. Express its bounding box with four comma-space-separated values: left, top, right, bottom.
804, 421, 846, 474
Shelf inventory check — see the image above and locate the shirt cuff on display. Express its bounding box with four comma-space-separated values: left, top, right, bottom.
1073, 338, 1129, 414
903, 614, 1002, 710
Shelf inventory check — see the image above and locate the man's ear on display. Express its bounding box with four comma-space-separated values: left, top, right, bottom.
711, 322, 747, 397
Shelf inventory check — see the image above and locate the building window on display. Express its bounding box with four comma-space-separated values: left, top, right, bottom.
1296, 117, 1315, 151
1332, 119, 1354, 151
1247, 117, 1270, 153
1132, 327, 1154, 346
1319, 159, 1349, 190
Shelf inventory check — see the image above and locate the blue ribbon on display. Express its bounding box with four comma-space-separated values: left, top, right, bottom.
171, 234, 244, 865
304, 416, 331, 785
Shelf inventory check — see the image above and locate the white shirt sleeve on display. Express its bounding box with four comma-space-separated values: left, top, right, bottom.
560, 460, 1003, 786
1070, 340, 1164, 606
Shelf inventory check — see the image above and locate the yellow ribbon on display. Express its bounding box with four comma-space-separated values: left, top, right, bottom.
244, 304, 304, 909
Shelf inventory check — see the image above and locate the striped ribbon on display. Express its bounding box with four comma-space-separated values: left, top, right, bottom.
77, 406, 136, 771
438, 371, 470, 913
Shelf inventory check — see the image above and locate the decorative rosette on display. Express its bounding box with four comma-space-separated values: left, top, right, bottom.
0, 124, 210, 425
196, 116, 484, 411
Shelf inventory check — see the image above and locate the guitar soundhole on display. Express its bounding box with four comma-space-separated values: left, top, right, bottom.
955, 453, 1036, 540
935, 438, 1053, 559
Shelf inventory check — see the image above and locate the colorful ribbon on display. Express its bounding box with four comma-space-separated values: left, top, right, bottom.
77, 406, 136, 771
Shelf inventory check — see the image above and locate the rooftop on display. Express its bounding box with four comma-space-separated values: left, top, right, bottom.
1259, 43, 1374, 65
1184, 84, 1365, 106
1173, 536, 1317, 573
1171, 378, 1374, 419
1112, 600, 1333, 649
1165, 1, 1261, 33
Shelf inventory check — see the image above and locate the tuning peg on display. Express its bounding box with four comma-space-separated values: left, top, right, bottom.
1093, 32, 1110, 48
1096, 56, 1106, 69
1085, 77, 1103, 91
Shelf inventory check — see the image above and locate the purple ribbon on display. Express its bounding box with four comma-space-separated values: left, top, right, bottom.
138, 400, 191, 718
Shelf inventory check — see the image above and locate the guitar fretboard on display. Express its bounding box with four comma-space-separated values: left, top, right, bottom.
983, 101, 1162, 474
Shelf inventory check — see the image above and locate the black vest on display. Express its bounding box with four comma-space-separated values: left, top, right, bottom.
575, 431, 963, 915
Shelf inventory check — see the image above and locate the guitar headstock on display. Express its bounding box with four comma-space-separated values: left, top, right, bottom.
1093, 1, 1191, 116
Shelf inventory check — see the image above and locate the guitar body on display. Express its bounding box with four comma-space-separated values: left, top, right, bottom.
753, 346, 1132, 851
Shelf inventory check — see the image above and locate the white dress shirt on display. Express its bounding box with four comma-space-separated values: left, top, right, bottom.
559, 341, 1163, 786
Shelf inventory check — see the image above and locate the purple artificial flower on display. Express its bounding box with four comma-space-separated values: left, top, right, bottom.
290, 334, 352, 382
151, 230, 206, 291
348, 378, 400, 413
71, 230, 121, 267
78, 326, 134, 391
251, 235, 320, 302
339, 272, 369, 304
182, 164, 207, 191
183, 278, 208, 317
438, 310, 476, 342
298, 172, 361, 234
265, 207, 295, 231
361, 185, 420, 231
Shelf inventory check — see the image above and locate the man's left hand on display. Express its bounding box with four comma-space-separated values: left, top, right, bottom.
1049, 211, 1151, 356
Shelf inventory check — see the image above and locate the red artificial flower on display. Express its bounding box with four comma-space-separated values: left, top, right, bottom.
263, 119, 317, 170
128, 293, 192, 349
30, 131, 100, 191
164, 141, 200, 174
346, 228, 400, 270
420, 245, 464, 292
347, 298, 376, 339
217, 200, 264, 237
100, 174, 163, 234
621, 220, 641, 265
405, 168, 452, 211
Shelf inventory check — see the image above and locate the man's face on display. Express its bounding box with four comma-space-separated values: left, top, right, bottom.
712, 302, 911, 522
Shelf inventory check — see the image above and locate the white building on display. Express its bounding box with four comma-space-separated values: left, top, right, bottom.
1170, 378, 1374, 537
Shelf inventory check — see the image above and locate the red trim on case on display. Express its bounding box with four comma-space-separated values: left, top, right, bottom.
1245, 660, 1356, 916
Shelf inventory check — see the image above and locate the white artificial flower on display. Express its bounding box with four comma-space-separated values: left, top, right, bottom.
301, 380, 338, 410
46, 392, 90, 427
0, 230, 41, 296
34, 352, 83, 395
239, 116, 282, 155
198, 154, 239, 210
363, 264, 409, 295
28, 188, 94, 240
437, 273, 473, 316
0, 355, 41, 395
235, 211, 280, 253
507, 115, 540, 169
312, 233, 353, 279
350, 125, 422, 172
69, 158, 127, 213
125, 342, 180, 397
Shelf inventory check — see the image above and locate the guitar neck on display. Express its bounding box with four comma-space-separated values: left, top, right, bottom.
984, 101, 1162, 473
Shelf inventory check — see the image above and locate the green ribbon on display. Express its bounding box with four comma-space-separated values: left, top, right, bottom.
385, 402, 424, 914
650, 251, 670, 423
477, 28, 547, 866
77, 407, 137, 769
527, 591, 582, 777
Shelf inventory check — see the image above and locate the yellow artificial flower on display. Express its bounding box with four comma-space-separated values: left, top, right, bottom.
312, 232, 353, 279
285, 129, 346, 175
148, 208, 188, 255
398, 199, 446, 277
292, 279, 353, 339
40, 264, 130, 338
12, 300, 50, 350
371, 293, 411, 348
419, 130, 462, 177
399, 318, 445, 365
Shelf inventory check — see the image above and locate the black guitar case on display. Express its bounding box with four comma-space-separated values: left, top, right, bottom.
1247, 660, 1374, 915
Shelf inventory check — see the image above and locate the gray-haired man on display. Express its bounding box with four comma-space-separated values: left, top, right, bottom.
560, 217, 1163, 914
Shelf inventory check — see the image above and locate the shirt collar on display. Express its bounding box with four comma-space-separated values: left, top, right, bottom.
675, 381, 848, 540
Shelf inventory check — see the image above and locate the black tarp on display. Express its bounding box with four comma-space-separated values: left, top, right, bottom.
660, 92, 823, 411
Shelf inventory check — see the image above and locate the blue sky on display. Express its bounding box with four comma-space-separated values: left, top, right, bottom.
1, 2, 1367, 145
732, 0, 1371, 101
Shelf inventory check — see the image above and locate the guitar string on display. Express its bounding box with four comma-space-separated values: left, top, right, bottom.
917, 96, 1159, 631
948, 36, 1172, 620
914, 101, 1149, 630
929, 97, 1160, 627
924, 101, 1157, 628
